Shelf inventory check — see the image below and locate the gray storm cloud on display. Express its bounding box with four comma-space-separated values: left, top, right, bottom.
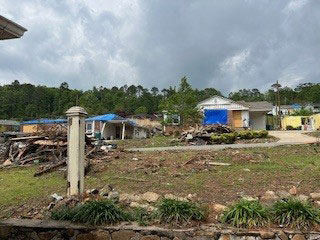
0, 0, 319, 94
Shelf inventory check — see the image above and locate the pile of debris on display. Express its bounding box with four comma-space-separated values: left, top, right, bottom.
180, 124, 233, 145
0, 125, 103, 176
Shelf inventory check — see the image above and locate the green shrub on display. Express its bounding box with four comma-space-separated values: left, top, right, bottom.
272, 198, 320, 230
131, 207, 154, 226
286, 125, 294, 130
220, 133, 236, 144
258, 130, 268, 138
237, 131, 253, 139
210, 134, 221, 144
51, 200, 130, 225
155, 198, 206, 224
221, 200, 269, 228
211, 133, 236, 144
51, 206, 76, 221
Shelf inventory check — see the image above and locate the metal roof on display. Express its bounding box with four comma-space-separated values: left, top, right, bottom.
86, 114, 125, 122
0, 120, 20, 126
239, 101, 273, 112
21, 119, 67, 125
0, 15, 27, 40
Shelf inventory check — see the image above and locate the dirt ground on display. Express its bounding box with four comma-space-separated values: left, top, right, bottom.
1, 143, 320, 220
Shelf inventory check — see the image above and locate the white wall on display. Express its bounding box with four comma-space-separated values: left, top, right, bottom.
241, 110, 250, 128
249, 112, 266, 130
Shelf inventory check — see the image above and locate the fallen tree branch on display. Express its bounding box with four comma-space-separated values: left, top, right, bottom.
34, 161, 66, 177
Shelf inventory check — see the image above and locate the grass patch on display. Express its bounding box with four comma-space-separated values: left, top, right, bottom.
51, 200, 130, 225
221, 200, 269, 228
272, 198, 320, 230
155, 198, 206, 225
131, 207, 154, 226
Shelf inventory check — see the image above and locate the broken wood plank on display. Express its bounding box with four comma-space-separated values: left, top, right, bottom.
207, 162, 231, 166
10, 136, 45, 141
112, 176, 147, 182
34, 161, 66, 177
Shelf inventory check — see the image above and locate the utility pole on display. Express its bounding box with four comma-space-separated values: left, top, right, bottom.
272, 81, 282, 130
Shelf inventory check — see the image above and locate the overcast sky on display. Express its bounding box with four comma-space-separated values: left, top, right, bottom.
1, 0, 320, 94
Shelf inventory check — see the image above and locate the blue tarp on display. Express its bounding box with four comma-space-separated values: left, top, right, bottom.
21, 119, 67, 125
86, 114, 125, 122
203, 109, 228, 125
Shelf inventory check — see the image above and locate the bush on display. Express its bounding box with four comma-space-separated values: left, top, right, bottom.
220, 133, 236, 144
155, 198, 206, 224
211, 134, 222, 144
272, 198, 320, 230
131, 207, 154, 226
237, 131, 253, 140
51, 206, 76, 221
286, 125, 294, 130
51, 200, 130, 225
237, 130, 268, 139
211, 133, 236, 144
258, 130, 268, 138
221, 200, 269, 228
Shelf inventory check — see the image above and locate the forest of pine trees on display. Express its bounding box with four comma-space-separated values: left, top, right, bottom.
1, 78, 320, 121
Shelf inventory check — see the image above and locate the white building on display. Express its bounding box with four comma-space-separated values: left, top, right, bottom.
197, 96, 273, 130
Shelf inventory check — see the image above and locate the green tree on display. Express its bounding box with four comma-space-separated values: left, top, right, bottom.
160, 77, 201, 126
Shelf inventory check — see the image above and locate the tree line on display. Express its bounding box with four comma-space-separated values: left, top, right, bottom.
0, 79, 320, 121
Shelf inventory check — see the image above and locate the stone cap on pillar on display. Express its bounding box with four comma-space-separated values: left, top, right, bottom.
66, 106, 88, 117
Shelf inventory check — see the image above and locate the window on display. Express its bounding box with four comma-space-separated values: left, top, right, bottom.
86, 123, 92, 131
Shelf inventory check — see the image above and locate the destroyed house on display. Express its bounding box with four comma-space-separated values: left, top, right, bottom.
197, 96, 273, 130
0, 120, 20, 132
86, 114, 149, 140
21, 119, 67, 133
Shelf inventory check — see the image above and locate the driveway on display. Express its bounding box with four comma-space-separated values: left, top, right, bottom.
268, 130, 317, 144
128, 131, 318, 152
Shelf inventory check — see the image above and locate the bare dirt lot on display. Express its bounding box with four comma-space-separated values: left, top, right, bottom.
1, 143, 320, 220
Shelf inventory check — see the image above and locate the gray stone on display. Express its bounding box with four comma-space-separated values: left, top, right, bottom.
310, 193, 320, 201
141, 235, 161, 240
112, 230, 136, 240
107, 191, 120, 202
0, 226, 12, 239
277, 231, 288, 240
219, 235, 231, 240
297, 194, 309, 202
142, 192, 161, 203
260, 191, 279, 204
260, 231, 275, 239
277, 191, 291, 199
291, 235, 306, 240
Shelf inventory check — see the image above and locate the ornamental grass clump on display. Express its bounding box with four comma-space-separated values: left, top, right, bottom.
221, 200, 269, 228
155, 198, 206, 225
272, 198, 320, 230
51, 200, 130, 225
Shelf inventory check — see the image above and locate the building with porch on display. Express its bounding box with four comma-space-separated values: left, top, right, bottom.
86, 114, 149, 140
197, 96, 273, 130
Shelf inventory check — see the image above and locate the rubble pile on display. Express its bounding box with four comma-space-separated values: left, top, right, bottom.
180, 124, 233, 145
0, 125, 104, 176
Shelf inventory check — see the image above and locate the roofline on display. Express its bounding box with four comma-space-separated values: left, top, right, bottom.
0, 15, 27, 40
197, 95, 236, 106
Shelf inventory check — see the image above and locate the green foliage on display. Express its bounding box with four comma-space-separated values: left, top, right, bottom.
237, 130, 268, 139
237, 131, 254, 139
160, 77, 202, 126
219, 133, 236, 144
155, 198, 206, 224
290, 108, 313, 116
286, 125, 294, 130
221, 200, 269, 228
51, 206, 76, 221
131, 207, 154, 226
51, 200, 130, 225
272, 199, 320, 230
134, 106, 148, 114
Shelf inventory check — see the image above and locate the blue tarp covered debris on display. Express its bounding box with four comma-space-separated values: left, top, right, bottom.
203, 109, 228, 125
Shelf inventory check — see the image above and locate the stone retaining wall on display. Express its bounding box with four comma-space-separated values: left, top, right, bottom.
0, 219, 319, 240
